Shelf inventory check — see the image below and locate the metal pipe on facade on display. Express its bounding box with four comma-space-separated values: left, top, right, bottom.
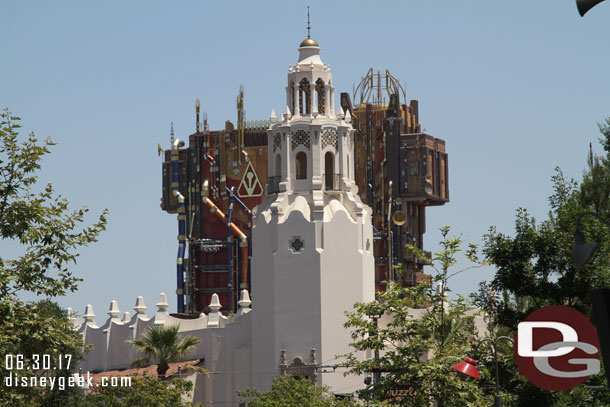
247, 212, 252, 291
201, 181, 249, 294
226, 186, 251, 214
224, 186, 252, 291
214, 147, 220, 186
365, 104, 373, 208
387, 181, 393, 281
227, 187, 235, 312
172, 138, 186, 313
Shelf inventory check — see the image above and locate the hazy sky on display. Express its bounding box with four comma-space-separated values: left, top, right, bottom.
3, 1, 609, 321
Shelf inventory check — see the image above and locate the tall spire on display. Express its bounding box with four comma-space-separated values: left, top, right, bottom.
307, 6, 311, 39
196, 98, 201, 133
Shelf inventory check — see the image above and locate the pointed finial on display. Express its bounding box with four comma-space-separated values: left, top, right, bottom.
344, 109, 352, 123
238, 290, 252, 308
270, 109, 277, 123
108, 300, 120, 319
134, 296, 147, 315
83, 304, 96, 322
307, 6, 311, 39
209, 293, 222, 312
170, 122, 175, 144
238, 290, 252, 316
156, 292, 169, 312
337, 107, 345, 120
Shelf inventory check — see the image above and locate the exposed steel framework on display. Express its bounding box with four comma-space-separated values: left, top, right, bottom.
347, 68, 448, 290
161, 70, 449, 314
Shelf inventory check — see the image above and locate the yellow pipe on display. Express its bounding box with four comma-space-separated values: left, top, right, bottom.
202, 180, 249, 289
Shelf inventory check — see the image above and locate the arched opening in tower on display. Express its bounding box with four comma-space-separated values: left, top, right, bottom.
315, 79, 325, 115
299, 78, 311, 115
290, 81, 295, 115
296, 151, 307, 180
325, 151, 334, 190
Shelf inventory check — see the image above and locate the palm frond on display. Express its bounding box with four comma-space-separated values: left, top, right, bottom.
126, 324, 201, 376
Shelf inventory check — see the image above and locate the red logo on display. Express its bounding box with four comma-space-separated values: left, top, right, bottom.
514, 305, 600, 391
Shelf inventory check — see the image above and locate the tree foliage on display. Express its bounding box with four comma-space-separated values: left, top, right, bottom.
479, 159, 610, 324
81, 374, 201, 407
474, 118, 610, 406
342, 228, 492, 407
127, 325, 202, 377
238, 375, 359, 407
0, 109, 107, 405
580, 117, 610, 217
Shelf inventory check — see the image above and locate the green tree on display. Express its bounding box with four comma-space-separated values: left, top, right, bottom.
476, 119, 610, 406
81, 374, 201, 407
127, 325, 202, 377
342, 228, 492, 407
478, 180, 610, 407
238, 375, 360, 407
580, 118, 610, 217
0, 109, 107, 406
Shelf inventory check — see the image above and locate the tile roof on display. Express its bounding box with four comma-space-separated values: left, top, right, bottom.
89, 358, 203, 382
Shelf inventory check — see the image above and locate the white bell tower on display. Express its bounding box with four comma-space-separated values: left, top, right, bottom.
250, 35, 375, 394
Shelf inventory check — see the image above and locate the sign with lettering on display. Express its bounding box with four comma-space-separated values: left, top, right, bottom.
385, 385, 416, 400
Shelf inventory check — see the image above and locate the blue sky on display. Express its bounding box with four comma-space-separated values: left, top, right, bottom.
3, 1, 609, 320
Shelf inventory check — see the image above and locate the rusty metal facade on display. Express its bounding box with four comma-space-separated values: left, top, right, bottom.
161, 70, 448, 314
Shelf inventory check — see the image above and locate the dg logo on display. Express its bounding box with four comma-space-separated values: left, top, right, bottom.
515, 305, 601, 391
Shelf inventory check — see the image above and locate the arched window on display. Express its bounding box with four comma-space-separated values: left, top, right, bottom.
315, 79, 325, 114
296, 152, 307, 180
299, 78, 311, 115
290, 81, 295, 115
275, 154, 282, 177
325, 152, 334, 190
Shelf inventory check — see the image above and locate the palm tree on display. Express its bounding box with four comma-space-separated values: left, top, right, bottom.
127, 325, 201, 377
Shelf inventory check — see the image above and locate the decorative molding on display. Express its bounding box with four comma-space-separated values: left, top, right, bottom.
321, 129, 337, 150
272, 133, 281, 153
291, 130, 311, 150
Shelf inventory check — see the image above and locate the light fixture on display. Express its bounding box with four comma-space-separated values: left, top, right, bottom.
572, 211, 610, 388
451, 357, 480, 380
452, 337, 513, 407
572, 229, 598, 273
576, 0, 606, 16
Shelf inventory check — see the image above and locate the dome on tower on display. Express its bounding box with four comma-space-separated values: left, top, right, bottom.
299, 38, 319, 47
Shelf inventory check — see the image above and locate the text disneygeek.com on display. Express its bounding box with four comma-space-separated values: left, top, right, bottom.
4, 372, 132, 390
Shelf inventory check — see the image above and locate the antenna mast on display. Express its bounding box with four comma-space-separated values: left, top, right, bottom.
307, 6, 311, 38
196, 98, 201, 133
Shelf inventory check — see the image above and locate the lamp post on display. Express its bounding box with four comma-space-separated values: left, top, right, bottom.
571, 211, 610, 387
452, 336, 514, 407
363, 376, 373, 407
368, 304, 383, 385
